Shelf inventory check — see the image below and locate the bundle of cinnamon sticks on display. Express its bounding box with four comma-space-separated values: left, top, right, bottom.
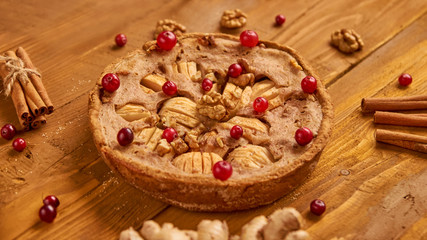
361, 95, 427, 153
0, 47, 53, 131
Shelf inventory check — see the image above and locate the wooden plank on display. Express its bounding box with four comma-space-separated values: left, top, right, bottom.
151, 13, 427, 238
0, 0, 426, 239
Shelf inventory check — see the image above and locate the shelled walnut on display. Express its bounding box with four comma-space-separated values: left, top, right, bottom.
197, 91, 227, 120
220, 9, 247, 29
330, 29, 364, 53
153, 19, 186, 39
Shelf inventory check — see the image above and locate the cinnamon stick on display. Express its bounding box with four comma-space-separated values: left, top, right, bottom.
16, 47, 54, 114
361, 95, 427, 112
5, 51, 47, 116
374, 111, 427, 127
31, 115, 46, 129
375, 129, 427, 153
0, 51, 32, 129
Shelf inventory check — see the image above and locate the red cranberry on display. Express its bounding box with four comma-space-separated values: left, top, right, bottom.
212, 161, 233, 181
228, 63, 243, 78
240, 30, 259, 47
102, 73, 120, 93
39, 204, 57, 223
1, 124, 16, 140
230, 125, 243, 140
253, 97, 269, 113
310, 199, 326, 216
43, 195, 60, 208
162, 128, 178, 143
115, 33, 127, 47
201, 78, 213, 91
301, 76, 317, 93
162, 81, 177, 96
275, 14, 286, 25
398, 73, 412, 86
117, 128, 134, 146
12, 138, 26, 152
295, 127, 313, 146
157, 31, 177, 50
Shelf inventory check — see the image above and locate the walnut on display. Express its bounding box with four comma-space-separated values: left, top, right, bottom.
222, 82, 242, 111
220, 9, 247, 29
153, 19, 186, 39
184, 124, 206, 149
198, 35, 216, 46
290, 59, 303, 71
143, 42, 159, 53
197, 91, 227, 120
331, 29, 364, 53
156, 139, 173, 156
171, 137, 189, 155
229, 73, 255, 87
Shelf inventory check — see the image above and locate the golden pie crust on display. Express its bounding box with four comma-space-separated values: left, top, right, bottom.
89, 33, 333, 212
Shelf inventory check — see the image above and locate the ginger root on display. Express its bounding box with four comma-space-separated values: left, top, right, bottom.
198, 220, 229, 240
119, 208, 309, 240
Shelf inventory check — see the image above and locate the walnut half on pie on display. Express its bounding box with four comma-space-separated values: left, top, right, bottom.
88, 33, 333, 212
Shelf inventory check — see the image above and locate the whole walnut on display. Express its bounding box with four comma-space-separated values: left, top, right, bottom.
220, 9, 247, 29
331, 29, 364, 53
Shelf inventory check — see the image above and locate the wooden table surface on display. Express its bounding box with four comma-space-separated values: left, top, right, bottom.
1, 0, 426, 239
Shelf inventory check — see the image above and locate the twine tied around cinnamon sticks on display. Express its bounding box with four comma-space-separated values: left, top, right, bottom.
0, 47, 54, 131
0, 55, 41, 97
361, 94, 427, 153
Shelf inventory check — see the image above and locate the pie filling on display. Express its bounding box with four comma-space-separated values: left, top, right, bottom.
98, 36, 323, 179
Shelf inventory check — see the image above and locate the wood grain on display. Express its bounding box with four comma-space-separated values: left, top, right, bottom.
0, 0, 426, 239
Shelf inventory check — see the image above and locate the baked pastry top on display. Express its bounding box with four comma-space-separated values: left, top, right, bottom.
89, 33, 333, 211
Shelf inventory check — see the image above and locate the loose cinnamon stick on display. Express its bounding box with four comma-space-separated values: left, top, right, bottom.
16, 47, 54, 114
361, 95, 427, 112
0, 51, 32, 129
374, 111, 427, 127
31, 115, 46, 129
375, 129, 427, 153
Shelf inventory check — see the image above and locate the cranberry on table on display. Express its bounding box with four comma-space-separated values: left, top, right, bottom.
230, 125, 243, 140
1, 124, 16, 140
201, 78, 213, 91
212, 161, 233, 181
12, 138, 26, 152
115, 33, 127, 47
253, 97, 269, 113
117, 128, 134, 146
240, 30, 259, 47
275, 14, 286, 25
228, 63, 243, 78
43, 195, 60, 208
301, 76, 317, 93
295, 127, 313, 146
310, 199, 326, 216
101, 73, 120, 93
39, 204, 57, 223
162, 81, 177, 96
162, 128, 178, 143
157, 31, 177, 50
398, 73, 412, 86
